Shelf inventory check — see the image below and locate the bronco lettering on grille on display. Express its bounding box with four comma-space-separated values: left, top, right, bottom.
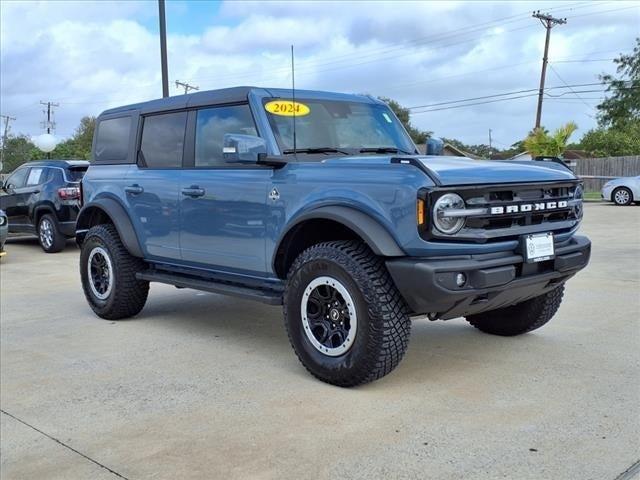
490, 200, 568, 215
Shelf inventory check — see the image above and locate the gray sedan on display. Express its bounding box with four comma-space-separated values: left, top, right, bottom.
601, 176, 640, 206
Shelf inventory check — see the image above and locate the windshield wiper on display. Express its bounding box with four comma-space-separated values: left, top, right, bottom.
359, 147, 414, 155
282, 147, 351, 155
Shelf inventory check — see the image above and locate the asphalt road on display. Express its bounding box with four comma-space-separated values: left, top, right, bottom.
1, 203, 639, 480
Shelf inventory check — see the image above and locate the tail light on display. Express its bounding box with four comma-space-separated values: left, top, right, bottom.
58, 186, 80, 200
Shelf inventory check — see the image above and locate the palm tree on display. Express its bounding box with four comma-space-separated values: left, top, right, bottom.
523, 122, 578, 158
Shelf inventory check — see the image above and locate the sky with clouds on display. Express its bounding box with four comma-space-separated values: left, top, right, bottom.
1, 0, 638, 149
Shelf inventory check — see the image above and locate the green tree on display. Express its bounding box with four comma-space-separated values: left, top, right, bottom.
597, 38, 640, 128
579, 122, 640, 157
1, 135, 37, 173
70, 116, 96, 159
1, 115, 97, 172
378, 97, 431, 144
523, 122, 578, 157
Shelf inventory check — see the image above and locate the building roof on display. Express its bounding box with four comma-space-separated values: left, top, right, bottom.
442, 143, 481, 159
416, 143, 481, 159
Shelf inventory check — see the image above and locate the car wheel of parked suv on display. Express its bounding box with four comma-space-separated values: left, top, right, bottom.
38, 214, 66, 253
80, 224, 149, 320
612, 187, 633, 206
284, 240, 411, 387
465, 285, 564, 336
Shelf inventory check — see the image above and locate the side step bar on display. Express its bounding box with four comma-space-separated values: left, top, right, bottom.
136, 271, 283, 305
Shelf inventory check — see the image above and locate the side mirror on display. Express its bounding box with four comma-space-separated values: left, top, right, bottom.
223, 134, 267, 164
426, 137, 444, 156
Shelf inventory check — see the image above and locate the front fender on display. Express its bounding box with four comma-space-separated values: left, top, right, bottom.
274, 204, 405, 265
76, 197, 143, 257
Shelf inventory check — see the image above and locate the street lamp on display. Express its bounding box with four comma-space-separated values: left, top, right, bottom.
33, 133, 58, 153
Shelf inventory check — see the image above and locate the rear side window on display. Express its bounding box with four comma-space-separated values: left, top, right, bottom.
195, 105, 257, 167
67, 167, 88, 182
95, 116, 132, 163
140, 112, 187, 168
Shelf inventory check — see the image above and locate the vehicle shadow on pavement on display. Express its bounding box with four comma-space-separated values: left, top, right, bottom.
5, 236, 78, 249
133, 286, 559, 388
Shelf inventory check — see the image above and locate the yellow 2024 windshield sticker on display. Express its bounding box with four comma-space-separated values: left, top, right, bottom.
265, 100, 310, 117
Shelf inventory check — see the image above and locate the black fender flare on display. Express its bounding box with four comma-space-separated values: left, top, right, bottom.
32, 204, 56, 224
76, 198, 143, 258
273, 205, 405, 271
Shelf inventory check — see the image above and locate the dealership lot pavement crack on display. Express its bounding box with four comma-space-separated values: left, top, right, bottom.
1, 410, 129, 480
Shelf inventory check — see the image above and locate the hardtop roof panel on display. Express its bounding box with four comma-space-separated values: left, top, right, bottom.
99, 86, 380, 117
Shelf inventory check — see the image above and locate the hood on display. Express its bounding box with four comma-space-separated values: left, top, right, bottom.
414, 156, 577, 186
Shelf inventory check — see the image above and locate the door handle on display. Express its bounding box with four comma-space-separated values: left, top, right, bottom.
181, 187, 205, 198
125, 185, 144, 195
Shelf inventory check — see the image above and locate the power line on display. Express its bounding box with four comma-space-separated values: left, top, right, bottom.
411, 93, 539, 114
548, 64, 594, 116
552, 58, 616, 63
186, 1, 610, 86
410, 86, 637, 114
407, 82, 613, 110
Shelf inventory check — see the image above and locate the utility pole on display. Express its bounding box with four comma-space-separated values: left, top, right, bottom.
488, 128, 493, 153
1, 114, 16, 173
175, 80, 199, 95
40, 101, 59, 159
158, 0, 169, 98
533, 11, 566, 129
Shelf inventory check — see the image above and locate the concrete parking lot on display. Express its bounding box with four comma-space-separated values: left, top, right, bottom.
1, 203, 639, 480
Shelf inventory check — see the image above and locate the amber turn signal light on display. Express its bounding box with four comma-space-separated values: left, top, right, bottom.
417, 198, 425, 226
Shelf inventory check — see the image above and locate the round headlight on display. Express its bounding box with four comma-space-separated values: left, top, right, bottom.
573, 185, 583, 200
0, 216, 6, 226
433, 193, 465, 234
573, 185, 583, 219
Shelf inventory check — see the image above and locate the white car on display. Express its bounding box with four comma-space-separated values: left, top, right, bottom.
601, 176, 640, 206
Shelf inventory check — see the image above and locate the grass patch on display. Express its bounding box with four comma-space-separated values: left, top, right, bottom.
584, 191, 602, 201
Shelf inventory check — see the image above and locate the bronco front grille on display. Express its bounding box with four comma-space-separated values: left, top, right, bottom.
424, 181, 583, 243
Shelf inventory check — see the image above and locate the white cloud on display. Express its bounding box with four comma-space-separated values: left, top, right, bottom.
1, 0, 638, 146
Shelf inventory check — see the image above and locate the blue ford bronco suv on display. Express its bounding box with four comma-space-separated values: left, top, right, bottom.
77, 87, 590, 386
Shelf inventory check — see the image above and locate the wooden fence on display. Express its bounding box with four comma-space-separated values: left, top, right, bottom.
573, 156, 640, 192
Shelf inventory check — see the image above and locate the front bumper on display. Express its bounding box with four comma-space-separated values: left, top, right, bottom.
601, 185, 613, 201
386, 235, 591, 319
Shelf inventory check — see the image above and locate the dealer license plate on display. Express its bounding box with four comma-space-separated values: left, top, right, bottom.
523, 232, 555, 263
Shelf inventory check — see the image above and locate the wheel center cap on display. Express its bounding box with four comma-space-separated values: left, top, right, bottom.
329, 308, 340, 322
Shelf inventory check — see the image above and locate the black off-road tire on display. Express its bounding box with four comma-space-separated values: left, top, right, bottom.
466, 285, 565, 336
284, 240, 411, 387
612, 187, 633, 206
38, 214, 66, 253
80, 224, 149, 320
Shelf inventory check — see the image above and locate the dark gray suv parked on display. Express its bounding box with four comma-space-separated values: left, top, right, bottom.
1, 160, 88, 252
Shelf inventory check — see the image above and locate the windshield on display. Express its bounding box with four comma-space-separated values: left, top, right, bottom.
264, 98, 416, 156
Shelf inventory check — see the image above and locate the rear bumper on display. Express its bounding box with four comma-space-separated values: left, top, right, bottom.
59, 221, 77, 237
386, 235, 591, 319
